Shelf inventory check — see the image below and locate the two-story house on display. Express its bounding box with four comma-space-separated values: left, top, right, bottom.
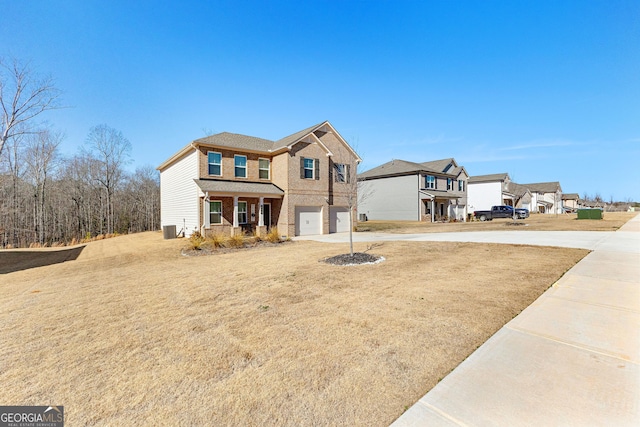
357, 158, 469, 222
467, 173, 532, 212
522, 181, 563, 214
157, 121, 361, 237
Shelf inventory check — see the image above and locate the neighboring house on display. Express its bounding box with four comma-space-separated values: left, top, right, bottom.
562, 193, 581, 211
157, 121, 361, 237
357, 158, 469, 221
467, 173, 532, 212
522, 181, 563, 214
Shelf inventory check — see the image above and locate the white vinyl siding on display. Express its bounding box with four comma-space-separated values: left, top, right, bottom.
160, 149, 199, 237
357, 175, 421, 221
467, 181, 503, 212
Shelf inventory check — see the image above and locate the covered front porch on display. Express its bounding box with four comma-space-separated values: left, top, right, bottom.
195, 179, 284, 236
420, 191, 466, 222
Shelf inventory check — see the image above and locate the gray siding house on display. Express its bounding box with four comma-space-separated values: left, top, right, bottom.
357, 158, 469, 221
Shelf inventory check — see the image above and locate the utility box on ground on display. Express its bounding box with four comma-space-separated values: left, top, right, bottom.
577, 209, 603, 220
163, 225, 177, 239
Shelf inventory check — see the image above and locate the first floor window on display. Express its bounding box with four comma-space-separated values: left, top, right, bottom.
235, 155, 247, 178
209, 201, 222, 224
238, 201, 248, 224
208, 152, 222, 176
426, 175, 436, 189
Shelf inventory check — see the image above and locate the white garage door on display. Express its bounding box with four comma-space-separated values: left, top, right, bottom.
330, 207, 350, 233
295, 206, 322, 236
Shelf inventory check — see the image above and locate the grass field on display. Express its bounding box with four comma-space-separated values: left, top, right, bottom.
357, 211, 636, 234
0, 229, 590, 426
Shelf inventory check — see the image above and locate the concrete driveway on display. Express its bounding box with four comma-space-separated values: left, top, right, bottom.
297, 217, 640, 426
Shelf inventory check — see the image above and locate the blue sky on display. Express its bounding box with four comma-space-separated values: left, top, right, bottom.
2, 0, 639, 200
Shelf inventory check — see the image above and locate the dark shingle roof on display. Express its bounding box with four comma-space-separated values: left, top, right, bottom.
194, 132, 275, 152
522, 182, 561, 193
468, 173, 510, 183
421, 158, 456, 173
505, 182, 531, 197
193, 122, 328, 153
562, 193, 580, 200
358, 159, 440, 180
272, 122, 326, 151
194, 179, 284, 196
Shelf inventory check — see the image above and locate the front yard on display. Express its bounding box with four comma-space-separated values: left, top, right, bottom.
0, 232, 587, 426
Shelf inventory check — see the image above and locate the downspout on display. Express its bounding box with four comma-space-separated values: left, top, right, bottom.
201, 191, 209, 235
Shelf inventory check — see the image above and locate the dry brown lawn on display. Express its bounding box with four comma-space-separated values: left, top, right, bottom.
0, 232, 588, 426
359, 211, 636, 234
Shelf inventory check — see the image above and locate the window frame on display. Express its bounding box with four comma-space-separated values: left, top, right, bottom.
447, 178, 454, 191
234, 155, 247, 178
237, 201, 248, 224
207, 151, 222, 176
258, 158, 270, 180
426, 175, 436, 189
303, 158, 315, 179
334, 163, 347, 183
209, 200, 223, 225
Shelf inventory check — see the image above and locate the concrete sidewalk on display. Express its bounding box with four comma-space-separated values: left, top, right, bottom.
391, 215, 640, 426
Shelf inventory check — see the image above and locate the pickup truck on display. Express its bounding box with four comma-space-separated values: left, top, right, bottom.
473, 205, 529, 221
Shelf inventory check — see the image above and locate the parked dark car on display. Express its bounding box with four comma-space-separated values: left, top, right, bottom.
473, 205, 529, 221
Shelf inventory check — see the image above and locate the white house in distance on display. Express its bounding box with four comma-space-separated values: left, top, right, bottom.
522, 181, 563, 214
467, 173, 532, 212
468, 173, 562, 214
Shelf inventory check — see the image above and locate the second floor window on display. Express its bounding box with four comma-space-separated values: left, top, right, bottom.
234, 155, 247, 178
303, 158, 315, 179
259, 158, 270, 179
426, 175, 436, 189
334, 163, 349, 183
208, 152, 221, 176
458, 179, 465, 191
447, 178, 454, 191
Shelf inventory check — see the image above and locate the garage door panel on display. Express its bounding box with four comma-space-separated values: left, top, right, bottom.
330, 207, 350, 233
295, 206, 322, 236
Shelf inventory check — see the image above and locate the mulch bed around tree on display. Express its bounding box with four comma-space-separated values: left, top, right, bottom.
322, 252, 385, 266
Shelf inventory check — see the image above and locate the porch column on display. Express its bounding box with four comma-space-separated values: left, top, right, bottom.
258, 197, 264, 227
431, 199, 435, 222
233, 196, 239, 228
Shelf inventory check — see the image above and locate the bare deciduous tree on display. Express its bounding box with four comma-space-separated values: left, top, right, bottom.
24, 129, 63, 244
84, 124, 132, 234
0, 57, 61, 158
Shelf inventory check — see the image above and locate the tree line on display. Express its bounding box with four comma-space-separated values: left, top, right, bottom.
1, 57, 159, 248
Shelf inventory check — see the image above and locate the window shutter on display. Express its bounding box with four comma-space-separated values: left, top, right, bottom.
314, 158, 320, 180
300, 157, 305, 179
329, 161, 334, 182
346, 164, 351, 183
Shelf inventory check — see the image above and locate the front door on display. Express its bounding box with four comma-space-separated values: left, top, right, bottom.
263, 203, 271, 228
